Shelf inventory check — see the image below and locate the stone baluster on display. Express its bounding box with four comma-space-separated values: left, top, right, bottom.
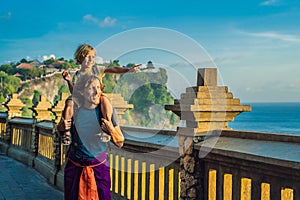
52, 93, 69, 123
105, 93, 133, 125
165, 68, 251, 199
33, 95, 53, 121
6, 93, 25, 118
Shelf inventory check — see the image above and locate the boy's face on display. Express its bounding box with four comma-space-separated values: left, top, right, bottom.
83, 78, 102, 107
81, 51, 96, 70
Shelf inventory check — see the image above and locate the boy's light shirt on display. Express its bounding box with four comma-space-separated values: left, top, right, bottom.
72, 65, 106, 85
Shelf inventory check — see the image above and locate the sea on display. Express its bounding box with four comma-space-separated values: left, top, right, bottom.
228, 102, 300, 135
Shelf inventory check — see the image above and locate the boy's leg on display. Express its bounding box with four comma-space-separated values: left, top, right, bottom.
59, 97, 74, 145
100, 96, 113, 121
62, 98, 74, 122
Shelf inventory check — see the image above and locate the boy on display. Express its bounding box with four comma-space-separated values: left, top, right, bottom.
59, 43, 139, 145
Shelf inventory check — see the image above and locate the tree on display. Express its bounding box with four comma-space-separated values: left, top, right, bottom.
130, 83, 155, 113
0, 64, 13, 74
20, 58, 28, 63
61, 62, 71, 70
108, 60, 120, 67
43, 58, 55, 65
53, 85, 70, 104
126, 63, 136, 68
32, 90, 42, 106
0, 72, 21, 97
0, 95, 5, 103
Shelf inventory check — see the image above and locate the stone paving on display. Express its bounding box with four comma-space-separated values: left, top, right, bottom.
0, 154, 63, 200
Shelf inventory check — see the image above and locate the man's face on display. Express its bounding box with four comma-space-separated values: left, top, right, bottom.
83, 79, 102, 106
81, 51, 96, 70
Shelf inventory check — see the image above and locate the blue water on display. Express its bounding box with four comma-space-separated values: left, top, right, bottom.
228, 102, 300, 134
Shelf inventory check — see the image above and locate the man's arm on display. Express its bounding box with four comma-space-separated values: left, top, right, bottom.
101, 118, 124, 148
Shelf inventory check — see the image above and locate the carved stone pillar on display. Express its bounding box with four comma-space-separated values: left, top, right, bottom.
33, 95, 53, 121
52, 93, 69, 123
105, 93, 133, 125
6, 93, 25, 118
166, 68, 251, 199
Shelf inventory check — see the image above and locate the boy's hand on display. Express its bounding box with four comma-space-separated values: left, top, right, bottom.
62, 71, 71, 82
129, 64, 141, 73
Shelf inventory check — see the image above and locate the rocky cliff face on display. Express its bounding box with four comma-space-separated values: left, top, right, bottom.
19, 74, 66, 104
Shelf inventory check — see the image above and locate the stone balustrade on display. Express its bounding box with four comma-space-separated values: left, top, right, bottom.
4, 92, 133, 123
0, 68, 299, 200
105, 93, 133, 125
6, 94, 25, 117
166, 68, 251, 135
165, 68, 252, 199
34, 95, 53, 120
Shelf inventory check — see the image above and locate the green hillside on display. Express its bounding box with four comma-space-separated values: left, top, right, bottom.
1, 59, 179, 129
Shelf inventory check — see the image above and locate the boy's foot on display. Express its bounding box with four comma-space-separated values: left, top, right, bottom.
61, 130, 72, 145
99, 132, 111, 143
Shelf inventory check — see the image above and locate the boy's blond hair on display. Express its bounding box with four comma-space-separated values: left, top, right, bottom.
74, 44, 96, 64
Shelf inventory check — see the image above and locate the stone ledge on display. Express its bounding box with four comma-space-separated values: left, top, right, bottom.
34, 156, 57, 185
219, 129, 300, 143
195, 136, 300, 169
7, 146, 34, 167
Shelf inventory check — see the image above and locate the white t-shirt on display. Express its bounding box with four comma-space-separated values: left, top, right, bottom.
72, 65, 106, 84
74, 107, 106, 155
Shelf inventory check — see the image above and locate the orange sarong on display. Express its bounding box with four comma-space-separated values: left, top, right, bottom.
69, 158, 106, 200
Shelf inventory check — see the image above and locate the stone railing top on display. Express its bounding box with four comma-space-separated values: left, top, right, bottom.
0, 112, 7, 119
121, 125, 177, 136
122, 137, 179, 163
219, 129, 300, 143
36, 120, 55, 130
8, 117, 34, 125
195, 130, 300, 169
123, 127, 178, 148
197, 138, 300, 170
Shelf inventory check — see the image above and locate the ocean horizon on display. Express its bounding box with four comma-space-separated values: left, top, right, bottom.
229, 102, 300, 135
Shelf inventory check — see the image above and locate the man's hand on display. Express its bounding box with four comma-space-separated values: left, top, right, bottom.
100, 118, 114, 133
101, 118, 124, 147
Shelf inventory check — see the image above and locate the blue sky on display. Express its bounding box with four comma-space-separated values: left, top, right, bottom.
1, 0, 300, 102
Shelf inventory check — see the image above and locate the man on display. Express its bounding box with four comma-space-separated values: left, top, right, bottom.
58, 74, 124, 200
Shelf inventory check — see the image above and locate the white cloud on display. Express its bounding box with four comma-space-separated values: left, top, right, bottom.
240, 30, 300, 42
83, 14, 98, 24
42, 54, 56, 61
83, 14, 117, 28
100, 16, 117, 27
260, 0, 278, 6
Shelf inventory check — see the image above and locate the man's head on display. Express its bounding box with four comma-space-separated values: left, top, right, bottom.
73, 74, 104, 108
74, 44, 96, 69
